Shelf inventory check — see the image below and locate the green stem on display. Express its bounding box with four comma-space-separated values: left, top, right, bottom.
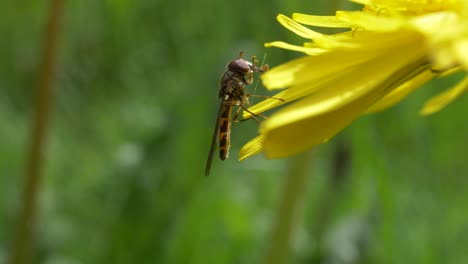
263, 150, 314, 264
10, 0, 64, 263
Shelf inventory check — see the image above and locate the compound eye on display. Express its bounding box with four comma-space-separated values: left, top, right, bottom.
228, 59, 250, 73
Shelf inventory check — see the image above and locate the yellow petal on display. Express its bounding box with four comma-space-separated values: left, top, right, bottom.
261, 46, 427, 158
239, 135, 264, 161
261, 48, 379, 89
409, 11, 458, 36
420, 75, 468, 115
244, 67, 357, 119
276, 14, 323, 39
349, 0, 447, 11
262, 92, 376, 158
262, 30, 423, 91
348, 0, 371, 5
336, 11, 405, 32
265, 41, 326, 55
331, 29, 421, 51
366, 68, 436, 113
453, 38, 468, 67
437, 65, 464, 77
276, 14, 359, 49
292, 13, 352, 28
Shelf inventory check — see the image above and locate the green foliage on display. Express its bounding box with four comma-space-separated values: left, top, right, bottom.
1, 0, 467, 263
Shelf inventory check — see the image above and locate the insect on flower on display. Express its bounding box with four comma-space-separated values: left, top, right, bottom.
205, 52, 270, 176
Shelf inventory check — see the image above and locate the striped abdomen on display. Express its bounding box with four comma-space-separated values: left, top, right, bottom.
219, 104, 233, 160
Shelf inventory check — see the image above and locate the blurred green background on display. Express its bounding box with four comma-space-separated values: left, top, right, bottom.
1, 0, 468, 263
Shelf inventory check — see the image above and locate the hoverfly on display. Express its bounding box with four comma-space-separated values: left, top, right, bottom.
205, 52, 269, 176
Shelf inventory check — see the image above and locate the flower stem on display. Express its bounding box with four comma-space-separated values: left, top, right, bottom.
9, 0, 63, 263
263, 149, 314, 264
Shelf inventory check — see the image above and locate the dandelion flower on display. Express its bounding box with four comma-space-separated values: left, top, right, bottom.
240, 0, 468, 160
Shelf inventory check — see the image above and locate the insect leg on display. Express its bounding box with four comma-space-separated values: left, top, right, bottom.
224, 100, 262, 123
238, 104, 263, 123
243, 96, 267, 120
245, 93, 285, 102
232, 106, 244, 123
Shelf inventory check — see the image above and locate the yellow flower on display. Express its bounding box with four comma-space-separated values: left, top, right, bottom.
240, 0, 468, 160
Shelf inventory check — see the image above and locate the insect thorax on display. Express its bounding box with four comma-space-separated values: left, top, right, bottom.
219, 70, 247, 100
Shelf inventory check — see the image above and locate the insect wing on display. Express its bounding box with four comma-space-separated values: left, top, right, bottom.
205, 100, 224, 176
